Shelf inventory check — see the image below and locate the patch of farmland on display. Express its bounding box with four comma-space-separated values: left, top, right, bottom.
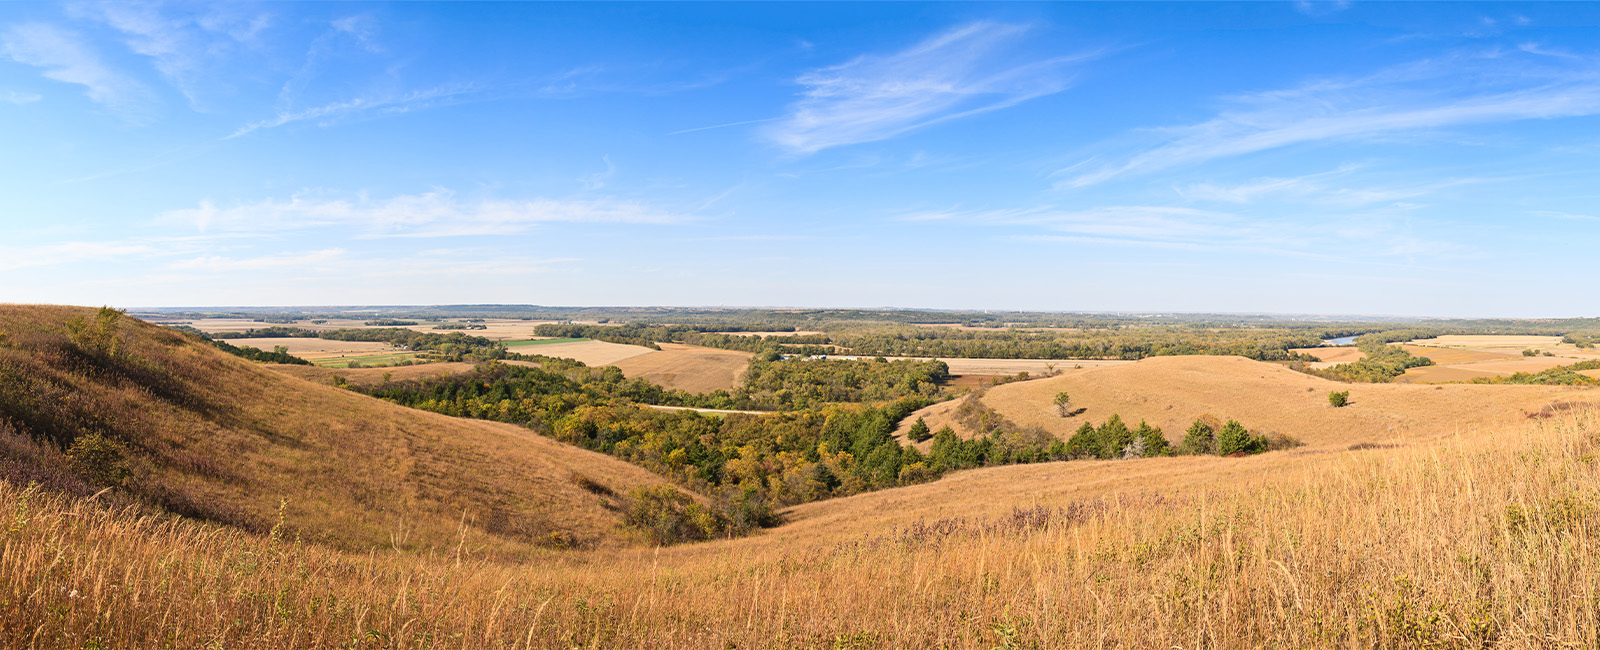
267, 362, 480, 387
516, 339, 655, 366
610, 343, 753, 393
1408, 335, 1564, 353
223, 337, 397, 360
1292, 347, 1366, 364
715, 331, 824, 337
871, 357, 1131, 376
1451, 357, 1583, 374
1392, 366, 1505, 384
1398, 345, 1519, 365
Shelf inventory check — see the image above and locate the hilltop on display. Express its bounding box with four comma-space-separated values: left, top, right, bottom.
0, 305, 687, 557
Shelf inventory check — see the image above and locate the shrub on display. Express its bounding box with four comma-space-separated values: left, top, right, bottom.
65, 307, 124, 357
622, 485, 727, 546
1329, 390, 1350, 408
66, 432, 129, 487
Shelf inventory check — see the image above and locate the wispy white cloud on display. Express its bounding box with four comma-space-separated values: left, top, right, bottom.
1175, 166, 1489, 207
1, 22, 153, 117
157, 190, 695, 237
766, 21, 1091, 154
1529, 210, 1600, 222
169, 248, 346, 271
1059, 53, 1600, 187
68, 1, 272, 107
3, 89, 42, 104
0, 241, 159, 271
227, 83, 479, 138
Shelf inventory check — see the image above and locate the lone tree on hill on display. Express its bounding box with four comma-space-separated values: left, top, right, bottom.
1328, 390, 1350, 408
1053, 391, 1073, 417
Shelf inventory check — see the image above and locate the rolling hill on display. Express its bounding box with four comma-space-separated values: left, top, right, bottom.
897, 355, 1600, 448
0, 305, 687, 557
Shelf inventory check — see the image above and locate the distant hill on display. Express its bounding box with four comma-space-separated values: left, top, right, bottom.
0, 305, 686, 557
898, 355, 1600, 447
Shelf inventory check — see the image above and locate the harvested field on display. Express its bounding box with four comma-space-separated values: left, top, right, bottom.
1291, 346, 1366, 364
1582, 369, 1600, 379
854, 356, 1129, 375
1452, 357, 1581, 374
941, 374, 1011, 388
609, 343, 753, 393
267, 362, 479, 387
223, 337, 397, 360
1397, 345, 1518, 365
516, 339, 656, 366
916, 355, 1599, 448
1408, 334, 1564, 353
503, 337, 589, 347
152, 317, 584, 341
1392, 365, 1504, 384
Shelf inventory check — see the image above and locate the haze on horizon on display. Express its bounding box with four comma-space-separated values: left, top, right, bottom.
4, 2, 1599, 318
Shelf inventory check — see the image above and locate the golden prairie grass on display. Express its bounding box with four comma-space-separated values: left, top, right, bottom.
0, 305, 678, 557
975, 355, 1600, 447
4, 406, 1598, 648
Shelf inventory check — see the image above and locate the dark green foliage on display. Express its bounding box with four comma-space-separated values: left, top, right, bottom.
907, 418, 932, 443
66, 431, 129, 487
1179, 420, 1216, 456
1096, 415, 1133, 459
1329, 390, 1350, 407
1133, 421, 1171, 457
209, 340, 313, 366
1066, 422, 1100, 459
1216, 419, 1268, 456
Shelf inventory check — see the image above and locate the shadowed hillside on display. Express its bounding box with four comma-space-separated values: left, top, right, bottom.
0, 305, 687, 557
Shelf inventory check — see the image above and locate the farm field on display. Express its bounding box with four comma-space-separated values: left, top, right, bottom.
269, 362, 480, 387
1396, 334, 1600, 383
223, 336, 398, 360
714, 330, 824, 337
608, 343, 752, 393
511, 338, 656, 366
153, 317, 586, 341
859, 356, 1131, 375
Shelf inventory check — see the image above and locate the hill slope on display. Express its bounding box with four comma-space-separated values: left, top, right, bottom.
899, 355, 1600, 447
0, 305, 684, 556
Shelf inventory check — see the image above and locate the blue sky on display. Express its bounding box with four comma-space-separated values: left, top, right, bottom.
3, 2, 1599, 317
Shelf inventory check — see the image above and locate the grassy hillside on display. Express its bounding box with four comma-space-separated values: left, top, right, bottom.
900, 355, 1600, 447
0, 305, 686, 557
2, 405, 1596, 647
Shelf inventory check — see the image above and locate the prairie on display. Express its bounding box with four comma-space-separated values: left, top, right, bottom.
909, 355, 1599, 447
0, 306, 686, 558
8, 307, 1600, 648
4, 404, 1596, 648
1290, 345, 1366, 364
608, 343, 752, 393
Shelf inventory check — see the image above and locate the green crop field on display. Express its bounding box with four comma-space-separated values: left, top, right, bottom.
313, 352, 425, 368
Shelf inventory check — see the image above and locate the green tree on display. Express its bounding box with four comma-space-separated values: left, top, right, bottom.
907, 417, 932, 443
1053, 391, 1073, 417
1216, 419, 1265, 456
1328, 390, 1350, 407
1134, 421, 1171, 457
1065, 421, 1099, 458
1178, 420, 1215, 455
1096, 414, 1133, 459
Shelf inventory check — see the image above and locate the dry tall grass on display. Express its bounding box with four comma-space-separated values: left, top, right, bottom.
5, 406, 1597, 648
